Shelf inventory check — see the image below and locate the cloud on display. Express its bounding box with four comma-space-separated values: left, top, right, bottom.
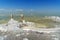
15, 9, 23, 11
0, 9, 5, 10
30, 9, 33, 11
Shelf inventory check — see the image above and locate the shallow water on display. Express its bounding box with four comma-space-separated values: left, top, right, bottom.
0, 30, 59, 40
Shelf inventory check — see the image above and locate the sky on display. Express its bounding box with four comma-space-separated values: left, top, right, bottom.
0, 0, 60, 13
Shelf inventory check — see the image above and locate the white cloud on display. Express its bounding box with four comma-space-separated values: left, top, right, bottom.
0, 9, 5, 10
16, 9, 23, 11
30, 9, 33, 11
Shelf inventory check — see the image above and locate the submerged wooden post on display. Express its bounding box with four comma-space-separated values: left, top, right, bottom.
11, 14, 13, 19
20, 14, 25, 23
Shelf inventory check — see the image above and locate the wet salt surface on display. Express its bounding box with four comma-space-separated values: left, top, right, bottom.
0, 30, 59, 40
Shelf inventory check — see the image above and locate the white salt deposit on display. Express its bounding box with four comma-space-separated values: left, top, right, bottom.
16, 34, 20, 37
23, 38, 29, 40
46, 16, 60, 22
0, 18, 35, 32
0, 18, 20, 32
